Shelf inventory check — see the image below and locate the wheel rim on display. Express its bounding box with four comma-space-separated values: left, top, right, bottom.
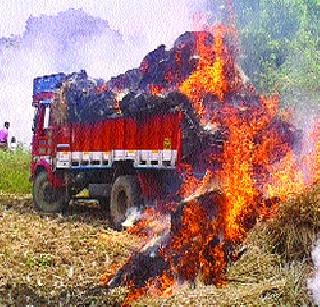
35, 174, 63, 208
43, 184, 60, 203
36, 177, 47, 206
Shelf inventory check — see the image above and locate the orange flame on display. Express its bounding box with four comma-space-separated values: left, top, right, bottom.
266, 119, 320, 202
101, 19, 320, 304
179, 26, 229, 120
266, 151, 305, 202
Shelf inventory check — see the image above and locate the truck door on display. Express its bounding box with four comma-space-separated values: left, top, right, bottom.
32, 102, 54, 157
50, 104, 71, 168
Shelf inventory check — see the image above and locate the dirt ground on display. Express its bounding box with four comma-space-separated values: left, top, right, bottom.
0, 196, 141, 305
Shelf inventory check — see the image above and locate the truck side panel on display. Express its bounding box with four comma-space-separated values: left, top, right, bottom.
54, 112, 183, 168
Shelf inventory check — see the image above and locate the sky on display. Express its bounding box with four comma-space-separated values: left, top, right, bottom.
0, 0, 207, 45
0, 0, 209, 145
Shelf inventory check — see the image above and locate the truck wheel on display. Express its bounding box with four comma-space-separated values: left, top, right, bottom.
33, 171, 69, 213
110, 175, 142, 229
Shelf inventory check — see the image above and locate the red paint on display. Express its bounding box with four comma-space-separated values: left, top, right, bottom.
30, 158, 65, 188
31, 110, 184, 190
55, 113, 183, 153
33, 92, 55, 104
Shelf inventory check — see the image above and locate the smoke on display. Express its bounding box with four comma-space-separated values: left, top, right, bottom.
0, 1, 208, 145
308, 240, 320, 304
121, 207, 142, 228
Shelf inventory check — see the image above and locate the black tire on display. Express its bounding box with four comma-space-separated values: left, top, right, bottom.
110, 175, 142, 229
33, 171, 69, 213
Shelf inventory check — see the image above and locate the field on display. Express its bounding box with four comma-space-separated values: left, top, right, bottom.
0, 151, 140, 305
0, 150, 32, 195
0, 150, 318, 305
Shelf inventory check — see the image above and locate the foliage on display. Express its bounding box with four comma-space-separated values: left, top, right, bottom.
0, 149, 31, 195
232, 0, 320, 104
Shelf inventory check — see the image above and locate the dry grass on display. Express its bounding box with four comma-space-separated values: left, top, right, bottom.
247, 185, 320, 262
0, 196, 142, 305
0, 184, 318, 305
135, 186, 320, 306
136, 246, 313, 306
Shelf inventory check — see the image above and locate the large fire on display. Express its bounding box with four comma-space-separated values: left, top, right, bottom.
100, 13, 320, 305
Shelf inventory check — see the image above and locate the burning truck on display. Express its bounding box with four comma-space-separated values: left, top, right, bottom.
30, 24, 302, 298
31, 27, 231, 221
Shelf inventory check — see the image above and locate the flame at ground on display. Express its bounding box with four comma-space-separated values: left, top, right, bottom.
101, 21, 320, 304
179, 23, 283, 244
267, 119, 320, 202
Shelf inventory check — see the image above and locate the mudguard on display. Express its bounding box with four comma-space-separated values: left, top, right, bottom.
31, 159, 65, 188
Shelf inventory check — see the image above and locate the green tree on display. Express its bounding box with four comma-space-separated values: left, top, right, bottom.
209, 0, 319, 104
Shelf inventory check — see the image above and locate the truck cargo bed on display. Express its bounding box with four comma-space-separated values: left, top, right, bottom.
54, 111, 183, 169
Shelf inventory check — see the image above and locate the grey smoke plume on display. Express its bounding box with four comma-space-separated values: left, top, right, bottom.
308, 240, 320, 304
0, 1, 208, 145
0, 9, 122, 145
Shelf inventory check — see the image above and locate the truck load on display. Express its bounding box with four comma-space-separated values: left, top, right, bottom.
30, 29, 300, 229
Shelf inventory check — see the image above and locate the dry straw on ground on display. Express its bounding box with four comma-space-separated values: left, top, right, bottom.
247, 185, 320, 262
0, 197, 142, 305
0, 185, 319, 305
136, 247, 313, 306
136, 186, 320, 306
